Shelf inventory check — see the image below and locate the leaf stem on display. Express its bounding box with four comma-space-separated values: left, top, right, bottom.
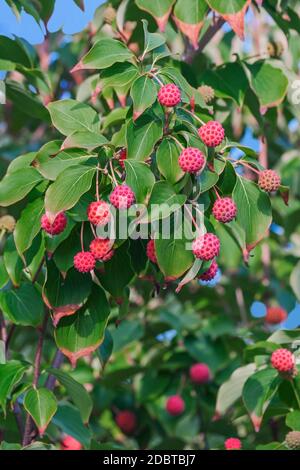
183, 108, 205, 125
169, 134, 184, 150
80, 222, 85, 251
109, 159, 118, 187
96, 165, 100, 201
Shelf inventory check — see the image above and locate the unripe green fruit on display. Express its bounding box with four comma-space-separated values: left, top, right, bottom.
286, 431, 300, 450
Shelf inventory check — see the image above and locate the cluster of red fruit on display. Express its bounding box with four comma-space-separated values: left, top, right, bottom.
114, 363, 211, 436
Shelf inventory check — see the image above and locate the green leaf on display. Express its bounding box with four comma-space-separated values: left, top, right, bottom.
156, 138, 184, 184
46, 369, 92, 423
98, 242, 135, 298
35, 141, 96, 180
73, 38, 133, 71
6, 80, 50, 122
24, 387, 57, 436
47, 99, 100, 136
0, 257, 9, 289
52, 403, 91, 447
142, 19, 166, 56
130, 75, 157, 120
0, 283, 44, 327
242, 367, 281, 432
100, 62, 139, 93
55, 285, 110, 367
233, 176, 272, 248
125, 160, 155, 204
245, 61, 289, 109
286, 410, 300, 431
43, 262, 92, 325
14, 198, 44, 255
143, 181, 187, 223
0, 167, 43, 207
0, 341, 5, 365
7, 151, 36, 175
3, 235, 23, 287
62, 131, 108, 151
267, 329, 300, 345
174, 0, 208, 24
45, 164, 96, 215
136, 0, 174, 31
0, 361, 28, 413
207, 0, 248, 14
0, 35, 32, 67
97, 329, 113, 369
126, 115, 163, 161
155, 212, 194, 278
216, 363, 256, 415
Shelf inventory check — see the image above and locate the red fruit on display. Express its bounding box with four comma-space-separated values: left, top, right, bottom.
115, 410, 137, 434
90, 238, 114, 261
61, 435, 82, 451
119, 148, 127, 169
189, 363, 211, 384
109, 184, 135, 210
166, 395, 185, 416
146, 239, 157, 264
265, 306, 287, 325
178, 147, 206, 174
41, 212, 67, 235
87, 200, 111, 226
192, 233, 220, 261
158, 84, 181, 107
198, 121, 225, 147
224, 438, 242, 450
212, 197, 237, 223
102, 249, 115, 262
74, 251, 95, 273
271, 348, 295, 372
199, 260, 218, 281
258, 169, 281, 192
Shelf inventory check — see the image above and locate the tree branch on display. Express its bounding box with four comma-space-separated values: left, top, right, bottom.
184, 18, 225, 64
45, 349, 65, 391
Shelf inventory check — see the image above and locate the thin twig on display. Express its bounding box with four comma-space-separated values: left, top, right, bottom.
45, 350, 65, 391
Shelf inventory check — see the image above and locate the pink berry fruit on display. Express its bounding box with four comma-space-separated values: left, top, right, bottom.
90, 238, 114, 261
115, 411, 137, 434
189, 363, 211, 384
109, 184, 135, 210
224, 438, 242, 450
73, 251, 96, 273
178, 147, 206, 174
118, 148, 127, 169
158, 84, 181, 107
271, 348, 295, 373
199, 260, 218, 281
192, 233, 220, 261
212, 197, 237, 223
166, 395, 185, 416
146, 239, 157, 264
258, 169, 281, 192
61, 435, 82, 451
87, 201, 111, 226
41, 212, 67, 236
198, 121, 225, 147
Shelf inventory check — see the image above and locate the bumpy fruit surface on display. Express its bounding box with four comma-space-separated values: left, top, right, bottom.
224, 438, 242, 450
146, 239, 157, 264
198, 121, 225, 147
41, 212, 67, 235
189, 363, 211, 384
271, 348, 295, 372
258, 169, 281, 192
109, 184, 135, 209
199, 260, 218, 281
178, 147, 206, 174
87, 201, 111, 226
192, 233, 220, 261
118, 148, 127, 169
166, 395, 185, 416
198, 85, 215, 103
285, 431, 300, 450
158, 84, 181, 107
265, 306, 287, 325
61, 435, 82, 451
73, 251, 96, 273
212, 197, 237, 223
90, 238, 114, 261
115, 410, 137, 434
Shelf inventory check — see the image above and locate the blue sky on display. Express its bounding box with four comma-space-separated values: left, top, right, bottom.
0, 0, 105, 43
